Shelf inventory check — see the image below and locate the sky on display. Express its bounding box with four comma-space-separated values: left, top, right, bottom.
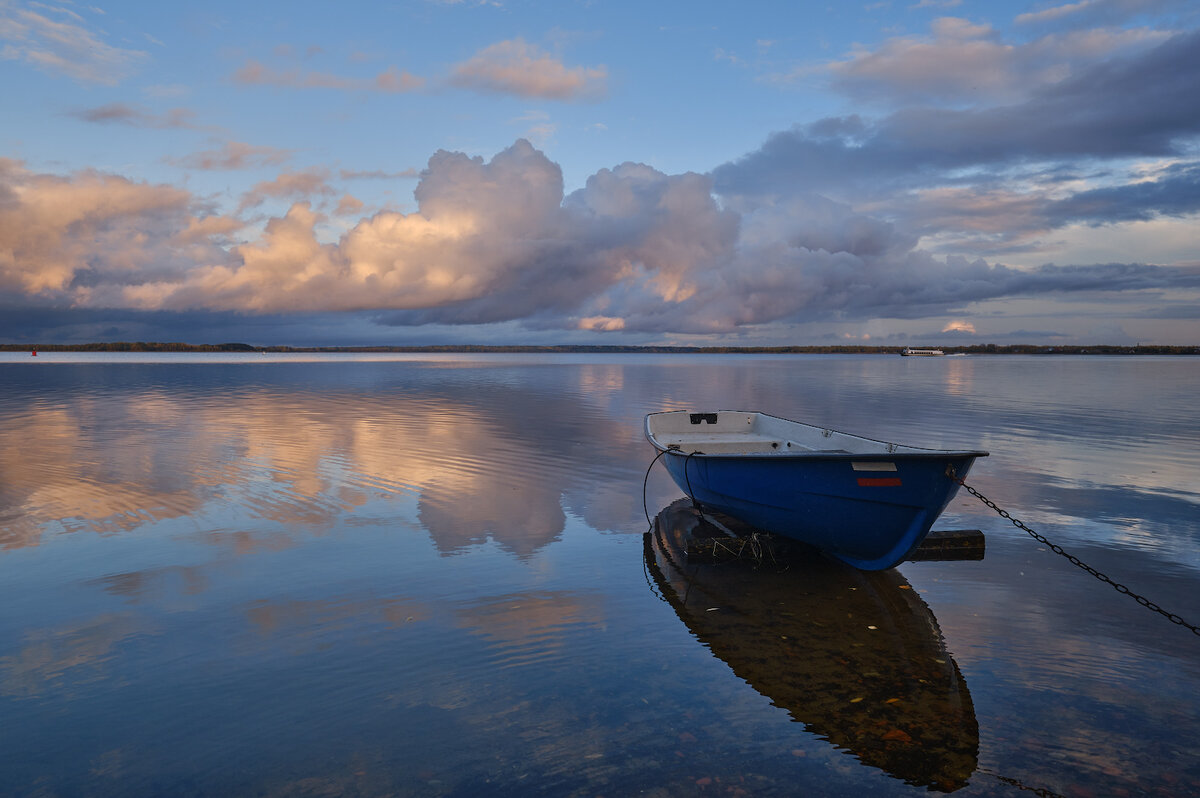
1, 0, 1198, 347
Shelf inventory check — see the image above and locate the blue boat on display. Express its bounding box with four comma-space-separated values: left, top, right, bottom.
645, 411, 988, 570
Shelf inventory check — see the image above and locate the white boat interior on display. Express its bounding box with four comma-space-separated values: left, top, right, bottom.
646, 411, 925, 456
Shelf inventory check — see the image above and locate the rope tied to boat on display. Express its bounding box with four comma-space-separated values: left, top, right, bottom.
947, 465, 1200, 637
642, 448, 670, 527
643, 446, 708, 527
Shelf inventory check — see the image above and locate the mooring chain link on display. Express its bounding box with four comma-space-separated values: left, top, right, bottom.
948, 467, 1200, 637
977, 768, 1066, 798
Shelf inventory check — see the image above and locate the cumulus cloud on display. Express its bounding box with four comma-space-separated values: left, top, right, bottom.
448, 39, 607, 100
0, 158, 238, 298
0, 1, 147, 84
3, 139, 1198, 340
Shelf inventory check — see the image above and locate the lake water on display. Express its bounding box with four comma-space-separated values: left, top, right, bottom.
1, 352, 1198, 796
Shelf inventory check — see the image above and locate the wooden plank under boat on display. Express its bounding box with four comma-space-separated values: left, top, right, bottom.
644, 410, 988, 570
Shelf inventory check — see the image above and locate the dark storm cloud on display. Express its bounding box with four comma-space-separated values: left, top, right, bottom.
0, 304, 377, 347
375, 253, 1200, 334
712, 29, 1200, 198
837, 154, 1200, 257
1143, 305, 1200, 319
1045, 161, 1200, 224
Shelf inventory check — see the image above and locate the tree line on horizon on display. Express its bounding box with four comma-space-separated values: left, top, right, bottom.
3, 342, 1198, 355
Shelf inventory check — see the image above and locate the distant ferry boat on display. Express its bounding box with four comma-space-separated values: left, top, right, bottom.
901, 348, 945, 357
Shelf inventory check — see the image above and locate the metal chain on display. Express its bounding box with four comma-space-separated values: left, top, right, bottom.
977, 768, 1066, 798
947, 467, 1200, 637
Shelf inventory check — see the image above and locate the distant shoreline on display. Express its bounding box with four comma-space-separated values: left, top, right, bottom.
4, 342, 1199, 355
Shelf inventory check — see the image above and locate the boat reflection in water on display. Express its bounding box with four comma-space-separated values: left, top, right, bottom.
645, 500, 978, 792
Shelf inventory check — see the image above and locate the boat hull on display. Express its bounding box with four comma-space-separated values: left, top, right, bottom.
647, 411, 985, 570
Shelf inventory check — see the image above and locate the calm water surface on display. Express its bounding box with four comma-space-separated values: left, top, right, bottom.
1, 353, 1198, 796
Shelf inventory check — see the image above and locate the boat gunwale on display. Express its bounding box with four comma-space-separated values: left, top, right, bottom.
645, 410, 989, 460
652, 447, 990, 461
